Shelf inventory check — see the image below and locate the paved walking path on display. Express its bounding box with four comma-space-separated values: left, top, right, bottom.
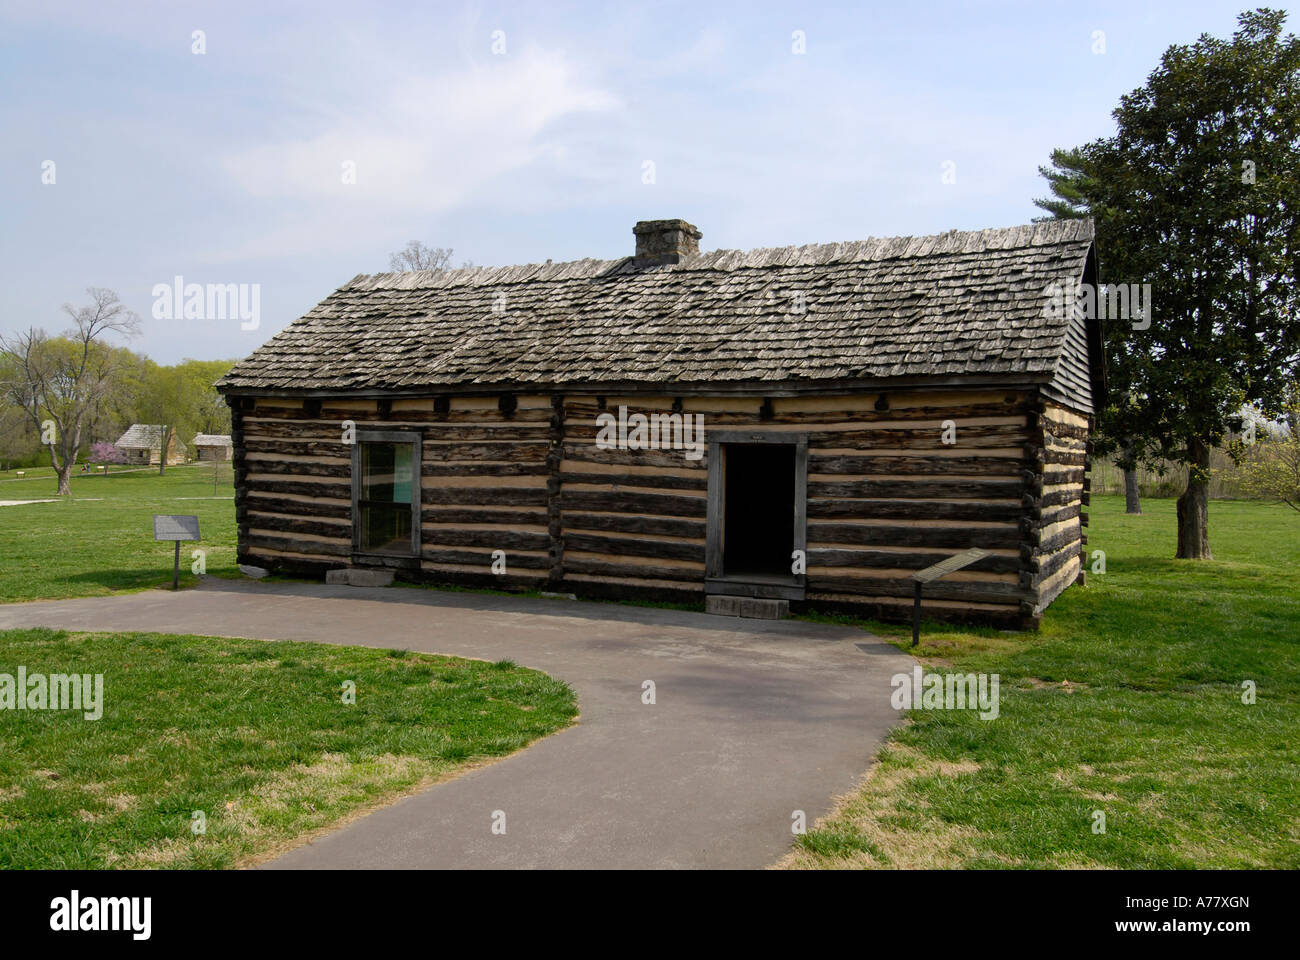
0, 580, 911, 868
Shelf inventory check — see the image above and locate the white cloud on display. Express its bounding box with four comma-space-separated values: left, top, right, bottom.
220, 46, 618, 213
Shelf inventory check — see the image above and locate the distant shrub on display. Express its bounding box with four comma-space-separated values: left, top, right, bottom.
1232, 392, 1300, 512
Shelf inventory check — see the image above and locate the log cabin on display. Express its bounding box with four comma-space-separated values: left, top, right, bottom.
113, 424, 187, 466
216, 218, 1103, 629
192, 434, 233, 461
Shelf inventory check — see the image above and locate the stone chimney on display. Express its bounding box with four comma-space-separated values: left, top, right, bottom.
633, 219, 702, 264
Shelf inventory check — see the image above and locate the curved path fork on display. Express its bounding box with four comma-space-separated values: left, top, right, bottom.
0, 580, 910, 869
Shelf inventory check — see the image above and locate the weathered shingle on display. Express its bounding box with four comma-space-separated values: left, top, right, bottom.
115, 424, 168, 449
217, 220, 1094, 393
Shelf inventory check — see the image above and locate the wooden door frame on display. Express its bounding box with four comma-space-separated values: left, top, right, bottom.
705, 430, 807, 599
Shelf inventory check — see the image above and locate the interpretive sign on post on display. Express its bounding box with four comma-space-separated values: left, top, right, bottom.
911, 547, 990, 646
153, 515, 201, 590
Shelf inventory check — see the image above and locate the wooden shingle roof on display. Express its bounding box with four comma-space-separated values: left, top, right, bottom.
114, 424, 176, 450
192, 434, 232, 447
217, 220, 1095, 395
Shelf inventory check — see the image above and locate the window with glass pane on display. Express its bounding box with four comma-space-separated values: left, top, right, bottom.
358, 441, 415, 554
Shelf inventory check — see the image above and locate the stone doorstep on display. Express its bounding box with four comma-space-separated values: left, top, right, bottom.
325, 568, 395, 588
705, 595, 790, 620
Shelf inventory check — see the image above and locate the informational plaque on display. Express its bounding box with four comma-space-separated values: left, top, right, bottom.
152, 515, 201, 589
153, 515, 201, 541
910, 548, 991, 646
912, 547, 989, 584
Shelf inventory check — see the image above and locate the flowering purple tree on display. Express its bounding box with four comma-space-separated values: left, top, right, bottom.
89, 440, 127, 475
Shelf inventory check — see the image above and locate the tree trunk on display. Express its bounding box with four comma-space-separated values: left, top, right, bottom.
1123, 468, 1141, 514
158, 426, 169, 476
1121, 440, 1141, 514
45, 441, 67, 495
1175, 437, 1213, 560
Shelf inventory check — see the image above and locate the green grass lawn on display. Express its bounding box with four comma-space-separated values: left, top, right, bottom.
785, 495, 1300, 869
0, 629, 577, 868
5, 467, 1298, 869
0, 465, 238, 602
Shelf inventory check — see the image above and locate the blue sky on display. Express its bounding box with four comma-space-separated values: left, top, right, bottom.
0, 0, 1287, 363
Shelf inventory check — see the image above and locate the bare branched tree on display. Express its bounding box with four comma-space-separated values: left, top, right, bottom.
388, 241, 455, 273
0, 288, 140, 494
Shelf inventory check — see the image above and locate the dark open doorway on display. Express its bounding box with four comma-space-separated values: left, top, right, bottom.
723, 443, 795, 577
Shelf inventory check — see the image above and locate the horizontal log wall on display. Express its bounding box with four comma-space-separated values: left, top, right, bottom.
559, 396, 708, 601
236, 397, 351, 574
231, 385, 1090, 628
794, 390, 1033, 629
234, 394, 556, 589
1024, 397, 1089, 622
419, 395, 554, 590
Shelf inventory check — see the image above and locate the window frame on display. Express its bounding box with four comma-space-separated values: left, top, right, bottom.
351, 429, 422, 559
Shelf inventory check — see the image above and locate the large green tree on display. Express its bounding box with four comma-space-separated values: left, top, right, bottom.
177, 358, 235, 436
1036, 9, 1300, 558
1036, 147, 1146, 515
128, 358, 235, 475
132, 360, 190, 476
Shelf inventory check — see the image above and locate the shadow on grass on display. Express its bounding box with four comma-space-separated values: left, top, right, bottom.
58, 569, 204, 593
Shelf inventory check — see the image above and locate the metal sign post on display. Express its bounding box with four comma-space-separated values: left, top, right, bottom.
153, 515, 201, 590
911, 547, 989, 646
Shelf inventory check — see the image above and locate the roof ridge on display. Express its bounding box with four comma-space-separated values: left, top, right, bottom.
344, 220, 1092, 291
